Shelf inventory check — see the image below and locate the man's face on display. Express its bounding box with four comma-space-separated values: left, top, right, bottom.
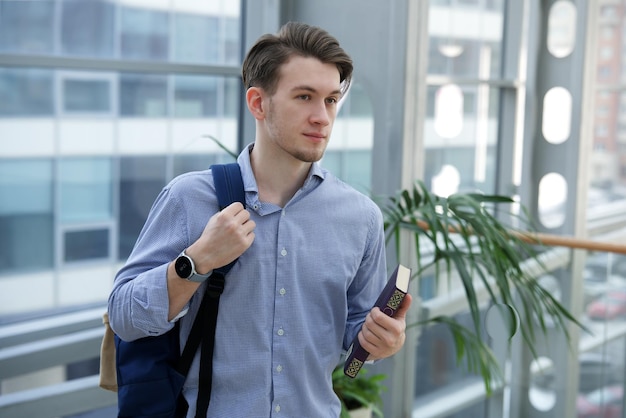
262, 55, 342, 163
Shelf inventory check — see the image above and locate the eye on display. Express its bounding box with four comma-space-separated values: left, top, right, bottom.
297, 94, 311, 101
325, 97, 338, 105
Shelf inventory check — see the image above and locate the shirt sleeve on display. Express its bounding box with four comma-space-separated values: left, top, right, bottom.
343, 203, 388, 351
108, 184, 189, 341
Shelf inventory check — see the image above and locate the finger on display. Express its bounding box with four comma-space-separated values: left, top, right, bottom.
243, 219, 256, 234
234, 208, 251, 224
361, 315, 384, 344
221, 201, 245, 215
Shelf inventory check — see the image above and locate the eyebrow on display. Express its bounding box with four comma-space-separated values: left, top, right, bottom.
291, 85, 342, 96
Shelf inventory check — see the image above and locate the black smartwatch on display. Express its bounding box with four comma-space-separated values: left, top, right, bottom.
174, 250, 212, 283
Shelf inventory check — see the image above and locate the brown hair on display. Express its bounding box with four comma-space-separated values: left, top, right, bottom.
242, 21, 353, 96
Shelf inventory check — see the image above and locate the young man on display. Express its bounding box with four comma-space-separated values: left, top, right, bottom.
109, 21, 411, 417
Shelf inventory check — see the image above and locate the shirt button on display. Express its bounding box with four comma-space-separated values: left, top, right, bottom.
279, 288, 286, 295
276, 365, 283, 372
277, 328, 284, 336
275, 405, 281, 412
281, 248, 287, 256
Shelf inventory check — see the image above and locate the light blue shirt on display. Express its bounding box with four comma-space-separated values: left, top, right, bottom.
108, 145, 387, 418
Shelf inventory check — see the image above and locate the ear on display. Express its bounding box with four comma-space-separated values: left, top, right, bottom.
246, 87, 265, 120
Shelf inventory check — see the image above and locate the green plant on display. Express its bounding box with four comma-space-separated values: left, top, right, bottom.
381, 180, 585, 394
332, 365, 386, 418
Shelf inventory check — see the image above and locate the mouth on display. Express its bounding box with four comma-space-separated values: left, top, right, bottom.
303, 132, 327, 142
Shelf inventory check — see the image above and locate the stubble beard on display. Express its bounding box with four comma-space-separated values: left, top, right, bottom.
266, 102, 327, 164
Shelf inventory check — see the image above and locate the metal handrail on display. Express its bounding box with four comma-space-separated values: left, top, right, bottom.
0, 306, 114, 418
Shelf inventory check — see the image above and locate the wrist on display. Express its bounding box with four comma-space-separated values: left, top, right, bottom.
174, 249, 213, 282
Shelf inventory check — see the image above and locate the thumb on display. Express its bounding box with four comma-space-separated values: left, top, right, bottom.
393, 293, 413, 321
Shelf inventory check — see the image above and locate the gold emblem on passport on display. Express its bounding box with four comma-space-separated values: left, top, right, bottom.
345, 358, 364, 378
387, 289, 404, 310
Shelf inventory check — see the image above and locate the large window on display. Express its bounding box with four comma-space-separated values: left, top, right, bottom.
0, 0, 243, 318
424, 1, 506, 196
414, 0, 511, 413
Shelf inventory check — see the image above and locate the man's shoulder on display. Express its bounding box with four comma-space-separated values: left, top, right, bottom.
166, 169, 212, 191
160, 169, 216, 204
320, 170, 380, 211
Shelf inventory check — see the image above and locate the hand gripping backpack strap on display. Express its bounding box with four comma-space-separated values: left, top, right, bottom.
181, 163, 245, 418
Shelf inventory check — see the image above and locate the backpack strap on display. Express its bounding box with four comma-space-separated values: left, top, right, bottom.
212, 162, 246, 211
177, 162, 245, 418
210, 162, 246, 280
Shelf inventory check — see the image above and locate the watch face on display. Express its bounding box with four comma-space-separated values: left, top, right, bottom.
175, 255, 193, 279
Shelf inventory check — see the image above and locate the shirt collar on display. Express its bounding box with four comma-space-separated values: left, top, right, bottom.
237, 142, 326, 192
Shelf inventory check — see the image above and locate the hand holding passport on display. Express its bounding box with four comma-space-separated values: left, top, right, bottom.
344, 264, 411, 378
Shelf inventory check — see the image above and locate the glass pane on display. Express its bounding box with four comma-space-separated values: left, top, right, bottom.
329, 83, 375, 194
118, 156, 166, 259
435, 84, 464, 138
586, 2, 626, 218
64, 229, 109, 262
341, 84, 373, 117
174, 75, 218, 117
173, 154, 223, 177
173, 13, 219, 64
424, 84, 499, 194
0, 0, 54, 54
60, 0, 115, 58
0, 160, 52, 215
63, 79, 112, 113
0, 159, 53, 273
414, 307, 487, 395
171, 1, 241, 65
428, 0, 505, 78
223, 15, 241, 65
59, 158, 112, 223
321, 151, 372, 195
120, 73, 168, 117
120, 5, 169, 61
223, 77, 240, 118
0, 68, 54, 117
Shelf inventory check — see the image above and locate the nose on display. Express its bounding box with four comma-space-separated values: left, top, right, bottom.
310, 101, 331, 126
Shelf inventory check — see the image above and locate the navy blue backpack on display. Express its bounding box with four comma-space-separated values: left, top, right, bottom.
114, 163, 245, 418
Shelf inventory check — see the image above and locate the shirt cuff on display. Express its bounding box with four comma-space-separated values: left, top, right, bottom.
169, 304, 189, 322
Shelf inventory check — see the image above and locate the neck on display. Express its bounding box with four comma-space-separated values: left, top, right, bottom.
250, 142, 312, 207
